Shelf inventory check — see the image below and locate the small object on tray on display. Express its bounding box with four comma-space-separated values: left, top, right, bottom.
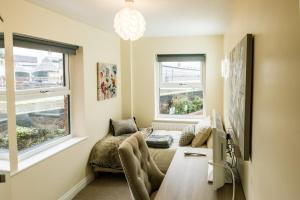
184, 151, 206, 157
146, 134, 173, 148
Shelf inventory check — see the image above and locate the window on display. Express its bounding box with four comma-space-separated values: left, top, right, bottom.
156, 54, 205, 119
1, 33, 78, 157
0, 34, 78, 162
13, 47, 70, 153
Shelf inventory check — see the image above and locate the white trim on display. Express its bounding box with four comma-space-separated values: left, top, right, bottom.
5, 31, 19, 173
15, 87, 69, 96
12, 136, 87, 176
15, 87, 70, 99
58, 173, 95, 200
15, 89, 70, 101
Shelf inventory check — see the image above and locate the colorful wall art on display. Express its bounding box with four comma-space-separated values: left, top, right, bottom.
97, 62, 117, 101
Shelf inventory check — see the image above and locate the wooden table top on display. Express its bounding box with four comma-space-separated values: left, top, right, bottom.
155, 147, 246, 200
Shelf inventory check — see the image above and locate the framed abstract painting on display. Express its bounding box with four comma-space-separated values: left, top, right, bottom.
97, 62, 117, 101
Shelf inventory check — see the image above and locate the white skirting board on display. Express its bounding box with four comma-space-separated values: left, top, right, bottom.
58, 173, 95, 200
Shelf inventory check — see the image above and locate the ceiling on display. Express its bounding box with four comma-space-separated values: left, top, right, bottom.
27, 0, 231, 37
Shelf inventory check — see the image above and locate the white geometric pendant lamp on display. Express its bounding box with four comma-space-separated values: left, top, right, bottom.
114, 0, 146, 41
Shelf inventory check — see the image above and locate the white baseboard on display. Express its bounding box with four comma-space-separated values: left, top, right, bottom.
58, 173, 95, 200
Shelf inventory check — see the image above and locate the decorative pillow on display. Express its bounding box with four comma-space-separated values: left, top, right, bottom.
179, 132, 195, 146
110, 118, 138, 136
191, 126, 212, 147
179, 125, 195, 146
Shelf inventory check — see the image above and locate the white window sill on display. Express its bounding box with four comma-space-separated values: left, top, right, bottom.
9, 136, 87, 176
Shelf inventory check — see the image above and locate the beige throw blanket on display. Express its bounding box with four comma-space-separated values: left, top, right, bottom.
89, 129, 181, 173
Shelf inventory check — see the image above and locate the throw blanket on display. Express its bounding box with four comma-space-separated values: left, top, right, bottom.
89, 128, 152, 171
146, 134, 174, 148
89, 129, 181, 173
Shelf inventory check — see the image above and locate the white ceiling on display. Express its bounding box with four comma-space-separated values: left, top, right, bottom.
27, 0, 231, 37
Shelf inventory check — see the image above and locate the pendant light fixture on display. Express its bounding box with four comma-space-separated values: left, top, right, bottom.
114, 0, 146, 41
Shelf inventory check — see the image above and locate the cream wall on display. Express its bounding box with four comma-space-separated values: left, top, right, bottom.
122, 36, 224, 127
121, 40, 133, 119
1, 0, 121, 199
223, 0, 300, 199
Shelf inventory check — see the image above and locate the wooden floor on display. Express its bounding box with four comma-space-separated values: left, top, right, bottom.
74, 173, 245, 200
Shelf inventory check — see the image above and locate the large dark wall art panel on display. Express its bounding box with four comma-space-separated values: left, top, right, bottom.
228, 34, 254, 161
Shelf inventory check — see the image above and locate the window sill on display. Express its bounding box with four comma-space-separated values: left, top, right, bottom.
11, 136, 87, 176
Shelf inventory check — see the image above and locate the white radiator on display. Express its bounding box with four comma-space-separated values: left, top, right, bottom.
151, 122, 195, 131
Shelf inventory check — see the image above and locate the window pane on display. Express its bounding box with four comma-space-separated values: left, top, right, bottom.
13, 47, 65, 90
0, 48, 5, 90
16, 96, 70, 152
0, 100, 8, 152
159, 88, 203, 116
0, 46, 8, 153
161, 62, 202, 84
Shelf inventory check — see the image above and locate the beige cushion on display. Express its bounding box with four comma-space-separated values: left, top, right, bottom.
191, 126, 212, 147
118, 132, 164, 200
206, 131, 213, 149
